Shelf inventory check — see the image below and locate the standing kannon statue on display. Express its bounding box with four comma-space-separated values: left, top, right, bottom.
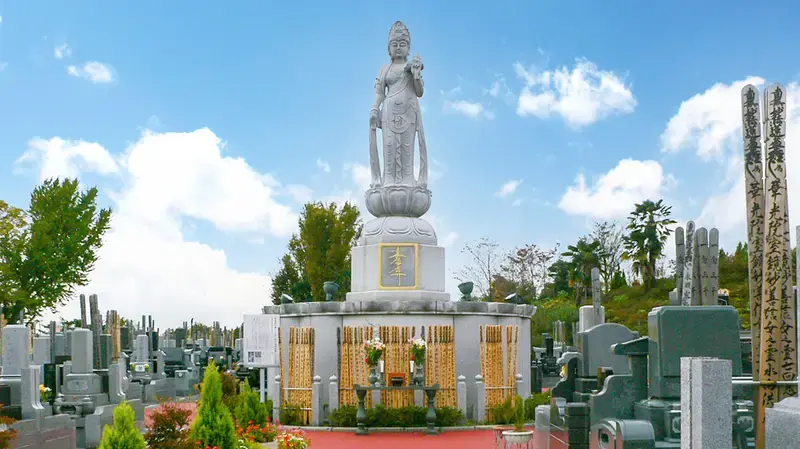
366, 21, 432, 218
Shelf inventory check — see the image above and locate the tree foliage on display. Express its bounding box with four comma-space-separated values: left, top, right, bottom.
562, 238, 600, 305
192, 360, 237, 449
99, 401, 146, 449
455, 237, 503, 301
591, 221, 624, 294
0, 179, 111, 323
621, 199, 676, 290
271, 201, 362, 303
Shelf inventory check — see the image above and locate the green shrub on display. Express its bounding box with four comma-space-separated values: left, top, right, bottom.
513, 395, 525, 431
234, 382, 272, 427
192, 360, 238, 449
327, 404, 463, 428
144, 401, 195, 449
220, 371, 239, 413
279, 405, 304, 426
524, 391, 550, 420
99, 402, 146, 449
488, 396, 515, 425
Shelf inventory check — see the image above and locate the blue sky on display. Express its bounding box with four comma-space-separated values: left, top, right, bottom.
2, 0, 800, 327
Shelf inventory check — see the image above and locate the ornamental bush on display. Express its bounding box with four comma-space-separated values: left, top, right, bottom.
191, 360, 238, 449
144, 400, 195, 449
234, 382, 271, 427
98, 402, 146, 449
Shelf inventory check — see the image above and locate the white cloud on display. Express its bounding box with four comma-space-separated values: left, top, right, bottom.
559, 159, 672, 219
20, 129, 299, 327
440, 232, 459, 248
54, 43, 72, 60
316, 158, 330, 173
660, 76, 764, 160
283, 184, 314, 204
0, 62, 7, 72
512, 198, 523, 207
444, 100, 494, 120
67, 62, 114, 84
15, 137, 120, 181
514, 58, 636, 127
496, 179, 522, 198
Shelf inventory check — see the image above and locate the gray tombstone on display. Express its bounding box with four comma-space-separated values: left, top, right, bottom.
134, 334, 149, 363
32, 336, 52, 365
99, 334, 113, 369
0, 325, 31, 404
577, 323, 635, 378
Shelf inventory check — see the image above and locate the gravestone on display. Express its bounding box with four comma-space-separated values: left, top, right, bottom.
119, 326, 130, 351
99, 334, 113, 369
134, 334, 149, 363
54, 333, 68, 357
61, 329, 104, 402
0, 325, 31, 405
681, 357, 732, 449
32, 336, 52, 365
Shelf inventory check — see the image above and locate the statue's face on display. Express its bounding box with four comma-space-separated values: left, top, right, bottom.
389, 39, 409, 60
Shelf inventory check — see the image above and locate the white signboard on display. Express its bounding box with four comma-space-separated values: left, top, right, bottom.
242, 314, 280, 368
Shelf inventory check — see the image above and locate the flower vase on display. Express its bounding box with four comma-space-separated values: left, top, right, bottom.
414, 363, 425, 386
369, 366, 379, 386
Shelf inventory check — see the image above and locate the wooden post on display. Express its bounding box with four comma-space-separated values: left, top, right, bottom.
742, 84, 798, 448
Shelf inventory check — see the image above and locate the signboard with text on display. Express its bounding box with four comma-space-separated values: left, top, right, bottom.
242, 314, 280, 368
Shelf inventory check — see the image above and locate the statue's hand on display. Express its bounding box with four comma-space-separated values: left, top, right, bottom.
411, 54, 423, 79
369, 109, 379, 129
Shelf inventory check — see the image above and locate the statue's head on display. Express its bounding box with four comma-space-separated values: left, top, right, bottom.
388, 21, 410, 61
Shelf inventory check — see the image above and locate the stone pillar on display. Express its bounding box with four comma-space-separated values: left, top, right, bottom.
134, 334, 149, 363
99, 334, 113, 369
108, 360, 126, 404
79, 294, 88, 328
311, 375, 321, 426
20, 365, 44, 420
565, 403, 589, 449
534, 405, 550, 449
456, 375, 467, 419
273, 375, 282, 421
515, 373, 524, 397
70, 329, 93, 374
681, 357, 732, 449
328, 376, 339, 413
475, 374, 486, 423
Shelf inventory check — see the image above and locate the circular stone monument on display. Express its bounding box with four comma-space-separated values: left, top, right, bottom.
263, 21, 534, 423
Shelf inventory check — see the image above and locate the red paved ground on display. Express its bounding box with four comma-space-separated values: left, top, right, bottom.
303, 430, 497, 449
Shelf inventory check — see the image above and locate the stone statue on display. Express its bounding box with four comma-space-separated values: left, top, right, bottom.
366, 21, 431, 218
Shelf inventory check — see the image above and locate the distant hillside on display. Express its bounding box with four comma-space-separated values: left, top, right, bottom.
531, 245, 755, 346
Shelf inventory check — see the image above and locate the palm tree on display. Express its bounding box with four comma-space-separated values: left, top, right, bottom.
562, 238, 600, 306
621, 199, 676, 290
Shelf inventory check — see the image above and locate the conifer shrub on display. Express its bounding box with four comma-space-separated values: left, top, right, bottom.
191, 360, 238, 449
98, 402, 146, 449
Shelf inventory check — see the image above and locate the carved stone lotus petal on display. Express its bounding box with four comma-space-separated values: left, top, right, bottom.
358, 216, 437, 246
364, 185, 432, 218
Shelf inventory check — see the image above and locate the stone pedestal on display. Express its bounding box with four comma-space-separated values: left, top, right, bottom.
347, 216, 449, 302
766, 397, 800, 449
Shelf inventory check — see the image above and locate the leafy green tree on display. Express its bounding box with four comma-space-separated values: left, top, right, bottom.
192, 360, 237, 449
99, 401, 146, 449
621, 199, 676, 291
591, 221, 624, 294
562, 238, 600, 306
542, 259, 572, 299
0, 179, 111, 323
271, 202, 361, 303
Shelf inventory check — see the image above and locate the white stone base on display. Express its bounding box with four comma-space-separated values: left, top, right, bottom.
346, 290, 451, 302
350, 243, 445, 292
